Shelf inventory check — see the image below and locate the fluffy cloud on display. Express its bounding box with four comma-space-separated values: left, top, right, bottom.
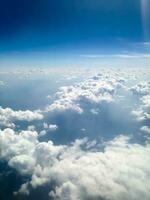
43, 123, 58, 131
141, 95, 150, 108
132, 109, 150, 122
48, 137, 150, 200
130, 81, 150, 123
0, 107, 43, 128
132, 95, 150, 122
39, 123, 58, 137
0, 128, 150, 200
46, 74, 125, 114
131, 83, 150, 137
0, 128, 38, 160
130, 81, 150, 96
140, 126, 150, 134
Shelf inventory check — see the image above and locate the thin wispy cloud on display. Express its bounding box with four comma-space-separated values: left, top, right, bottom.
80, 53, 150, 59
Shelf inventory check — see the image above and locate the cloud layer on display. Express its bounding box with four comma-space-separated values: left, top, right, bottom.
0, 128, 150, 200
0, 68, 150, 200
0, 107, 43, 128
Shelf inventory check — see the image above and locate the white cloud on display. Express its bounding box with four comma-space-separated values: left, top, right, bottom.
131, 87, 150, 136
141, 95, 150, 108
90, 108, 99, 114
0, 128, 150, 200
39, 123, 58, 137
140, 126, 150, 135
80, 53, 150, 59
43, 123, 58, 131
132, 109, 150, 122
48, 136, 150, 200
0, 128, 38, 160
39, 130, 47, 137
46, 74, 125, 114
130, 81, 150, 96
0, 68, 150, 200
14, 182, 30, 196
130, 81, 150, 124
132, 95, 150, 122
8, 155, 36, 175
0, 107, 43, 128
49, 124, 58, 131
27, 125, 36, 131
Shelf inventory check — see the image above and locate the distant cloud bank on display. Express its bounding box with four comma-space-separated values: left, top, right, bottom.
0, 67, 150, 200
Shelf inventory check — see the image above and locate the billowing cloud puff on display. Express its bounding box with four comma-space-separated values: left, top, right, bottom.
46, 74, 125, 114
132, 95, 150, 122
140, 126, 150, 135
9, 155, 36, 175
131, 83, 150, 137
0, 107, 43, 128
39, 123, 58, 137
132, 109, 150, 122
141, 95, 150, 108
130, 81, 150, 123
0, 128, 150, 200
43, 123, 58, 131
130, 81, 150, 96
0, 128, 38, 160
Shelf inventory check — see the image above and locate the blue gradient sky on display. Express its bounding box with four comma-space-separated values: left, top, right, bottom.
0, 0, 150, 67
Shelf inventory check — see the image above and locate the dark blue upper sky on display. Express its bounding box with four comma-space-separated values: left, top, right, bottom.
0, 0, 150, 67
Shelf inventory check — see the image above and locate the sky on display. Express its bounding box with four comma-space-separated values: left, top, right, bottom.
0, 0, 150, 67
0, 1, 150, 199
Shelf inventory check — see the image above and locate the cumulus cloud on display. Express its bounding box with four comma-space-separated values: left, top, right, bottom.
0, 107, 43, 128
39, 123, 58, 137
130, 81, 150, 122
130, 81, 150, 96
27, 125, 36, 131
141, 95, 150, 108
14, 182, 30, 196
0, 128, 150, 200
0, 128, 38, 160
48, 137, 150, 200
43, 123, 58, 131
140, 126, 150, 134
132, 95, 150, 122
46, 74, 125, 114
132, 109, 150, 122
1, 68, 150, 200
130, 82, 150, 137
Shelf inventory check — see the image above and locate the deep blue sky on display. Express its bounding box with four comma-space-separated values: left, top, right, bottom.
0, 0, 150, 67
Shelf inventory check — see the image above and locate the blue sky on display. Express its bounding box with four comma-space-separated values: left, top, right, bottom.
0, 2, 150, 199
0, 0, 150, 67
